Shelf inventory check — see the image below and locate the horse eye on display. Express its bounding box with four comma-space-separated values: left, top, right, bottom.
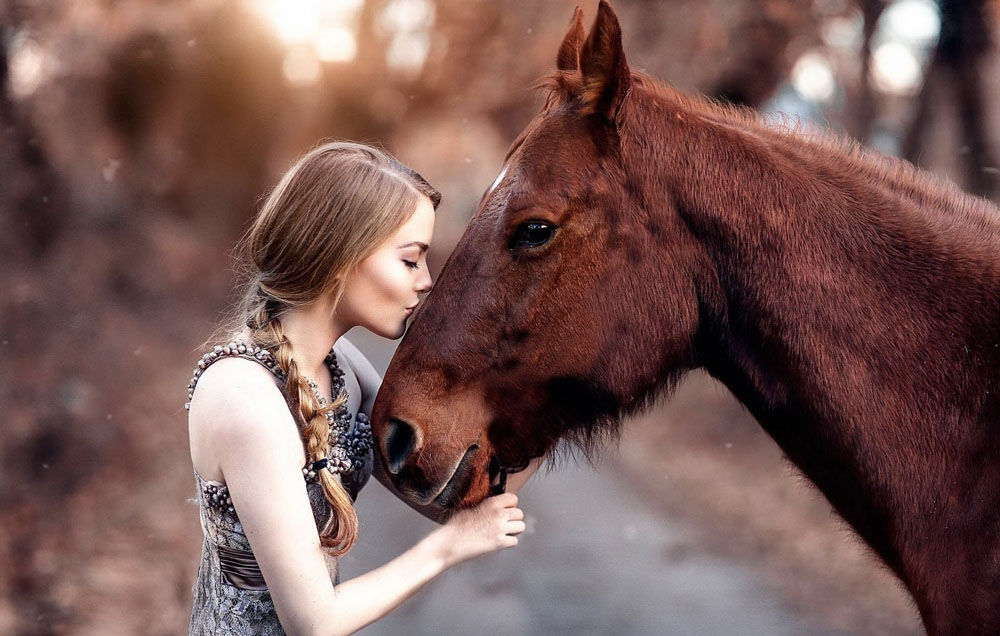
510, 222, 556, 250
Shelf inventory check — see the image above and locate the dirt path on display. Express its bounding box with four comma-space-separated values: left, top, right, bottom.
344, 460, 822, 636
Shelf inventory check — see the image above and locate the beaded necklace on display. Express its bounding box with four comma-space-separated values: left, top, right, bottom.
186, 339, 373, 487
300, 348, 374, 483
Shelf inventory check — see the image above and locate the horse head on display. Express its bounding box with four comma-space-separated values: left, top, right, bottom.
373, 1, 710, 509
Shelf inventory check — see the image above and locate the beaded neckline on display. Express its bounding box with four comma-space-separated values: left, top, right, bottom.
185, 340, 283, 410
300, 349, 373, 483
185, 338, 374, 512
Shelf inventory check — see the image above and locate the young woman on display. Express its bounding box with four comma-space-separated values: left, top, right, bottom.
184, 141, 539, 635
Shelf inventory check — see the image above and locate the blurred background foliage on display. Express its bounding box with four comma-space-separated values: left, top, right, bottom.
1, 0, 996, 633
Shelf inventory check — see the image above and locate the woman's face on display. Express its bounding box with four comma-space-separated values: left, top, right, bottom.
337, 195, 435, 339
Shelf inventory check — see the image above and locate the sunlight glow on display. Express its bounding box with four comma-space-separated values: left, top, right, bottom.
386, 31, 431, 76
377, 0, 435, 77
316, 26, 357, 63
283, 46, 323, 87
244, 0, 436, 81
790, 52, 836, 103
244, 0, 363, 84
264, 1, 320, 45
377, 0, 434, 34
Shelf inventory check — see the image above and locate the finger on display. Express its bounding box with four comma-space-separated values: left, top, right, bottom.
491, 493, 518, 508
506, 520, 527, 535
501, 536, 519, 548
507, 507, 524, 521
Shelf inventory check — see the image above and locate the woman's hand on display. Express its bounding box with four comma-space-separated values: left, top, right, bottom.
429, 493, 525, 567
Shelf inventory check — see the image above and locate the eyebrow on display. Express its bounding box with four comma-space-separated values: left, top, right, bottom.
398, 241, 429, 253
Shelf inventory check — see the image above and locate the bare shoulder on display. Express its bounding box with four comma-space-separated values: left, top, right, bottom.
187, 357, 303, 481
189, 356, 289, 421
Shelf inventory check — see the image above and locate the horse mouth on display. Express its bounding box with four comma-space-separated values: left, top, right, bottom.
431, 444, 480, 509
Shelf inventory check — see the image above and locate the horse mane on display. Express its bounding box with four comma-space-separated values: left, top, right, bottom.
535, 68, 1000, 253
535, 68, 899, 170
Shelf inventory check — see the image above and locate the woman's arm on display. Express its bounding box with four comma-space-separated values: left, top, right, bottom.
192, 361, 525, 636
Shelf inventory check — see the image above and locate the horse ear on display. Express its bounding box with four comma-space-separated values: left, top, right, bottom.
556, 7, 586, 71
579, 0, 630, 122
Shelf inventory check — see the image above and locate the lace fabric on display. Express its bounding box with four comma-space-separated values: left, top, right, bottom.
187, 470, 338, 635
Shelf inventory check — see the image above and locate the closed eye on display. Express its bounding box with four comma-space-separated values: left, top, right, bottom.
403, 260, 420, 270
509, 222, 557, 250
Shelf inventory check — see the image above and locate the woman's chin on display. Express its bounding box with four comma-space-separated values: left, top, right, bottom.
393, 318, 409, 339
365, 320, 408, 340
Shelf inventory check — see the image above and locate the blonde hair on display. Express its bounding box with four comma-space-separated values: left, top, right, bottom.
223, 141, 439, 555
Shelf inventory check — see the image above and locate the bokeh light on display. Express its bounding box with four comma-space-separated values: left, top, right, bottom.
377, 0, 435, 76
872, 41, 923, 95
791, 51, 837, 102
879, 0, 941, 47
283, 46, 323, 86
8, 33, 51, 99
316, 25, 358, 63
869, 0, 940, 96
820, 10, 864, 52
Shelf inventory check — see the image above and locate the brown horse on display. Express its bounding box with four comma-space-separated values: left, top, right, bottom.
371, 2, 1000, 632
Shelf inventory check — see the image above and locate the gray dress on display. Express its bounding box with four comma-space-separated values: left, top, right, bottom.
185, 341, 374, 635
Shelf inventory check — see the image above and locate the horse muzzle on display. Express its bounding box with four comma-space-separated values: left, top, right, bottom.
378, 415, 490, 508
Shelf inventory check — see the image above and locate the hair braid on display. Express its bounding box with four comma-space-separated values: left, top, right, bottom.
210, 140, 442, 558
249, 294, 358, 555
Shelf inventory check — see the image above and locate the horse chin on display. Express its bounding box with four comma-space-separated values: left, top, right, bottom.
445, 474, 493, 510
421, 445, 492, 510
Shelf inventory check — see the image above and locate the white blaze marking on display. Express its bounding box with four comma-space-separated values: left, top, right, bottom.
489, 163, 509, 194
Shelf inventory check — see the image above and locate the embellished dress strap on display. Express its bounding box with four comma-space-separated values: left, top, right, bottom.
183, 338, 374, 493
185, 340, 285, 411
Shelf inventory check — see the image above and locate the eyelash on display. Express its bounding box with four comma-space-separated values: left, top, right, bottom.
403, 260, 420, 270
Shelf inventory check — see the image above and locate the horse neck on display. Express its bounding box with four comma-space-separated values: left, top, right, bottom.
629, 98, 1000, 594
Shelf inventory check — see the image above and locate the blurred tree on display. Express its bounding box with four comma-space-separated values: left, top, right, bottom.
904, 0, 997, 198
709, 0, 821, 107
851, 0, 887, 141
0, 5, 65, 259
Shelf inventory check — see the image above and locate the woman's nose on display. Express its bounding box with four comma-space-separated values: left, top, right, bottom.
416, 271, 432, 294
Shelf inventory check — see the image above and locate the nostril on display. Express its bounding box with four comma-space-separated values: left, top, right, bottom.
384, 418, 418, 475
